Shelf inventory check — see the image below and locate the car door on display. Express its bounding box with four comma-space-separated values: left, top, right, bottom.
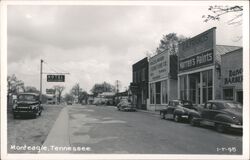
201, 102, 212, 120
209, 103, 223, 122
166, 101, 174, 114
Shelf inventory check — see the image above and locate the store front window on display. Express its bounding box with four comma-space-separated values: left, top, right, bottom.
150, 83, 155, 104
161, 80, 168, 104
155, 82, 161, 104
202, 70, 213, 103
189, 73, 200, 104
223, 88, 234, 100
180, 75, 187, 100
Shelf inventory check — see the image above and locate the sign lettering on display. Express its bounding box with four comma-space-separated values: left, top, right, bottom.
179, 50, 213, 71
47, 75, 65, 82
224, 68, 243, 85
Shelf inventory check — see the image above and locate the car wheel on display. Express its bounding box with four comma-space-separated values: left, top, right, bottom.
33, 113, 37, 119
13, 114, 17, 119
39, 111, 42, 116
190, 116, 199, 126
160, 112, 165, 119
215, 124, 225, 133
174, 114, 180, 122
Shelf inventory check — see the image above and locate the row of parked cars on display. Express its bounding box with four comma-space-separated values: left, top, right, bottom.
159, 99, 243, 133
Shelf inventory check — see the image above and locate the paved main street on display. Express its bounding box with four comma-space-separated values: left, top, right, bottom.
8, 104, 242, 154
67, 104, 242, 154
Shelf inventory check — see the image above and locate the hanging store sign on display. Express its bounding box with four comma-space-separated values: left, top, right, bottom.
47, 75, 65, 82
149, 50, 168, 82
179, 50, 214, 71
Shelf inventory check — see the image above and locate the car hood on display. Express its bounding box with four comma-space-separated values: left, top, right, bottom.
222, 108, 242, 119
17, 101, 39, 106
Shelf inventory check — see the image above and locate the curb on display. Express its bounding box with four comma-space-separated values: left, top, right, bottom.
137, 109, 159, 115
39, 107, 70, 153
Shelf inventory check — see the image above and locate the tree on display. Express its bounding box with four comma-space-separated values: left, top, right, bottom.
79, 91, 88, 104
7, 74, 25, 104
155, 33, 187, 55
202, 5, 243, 25
71, 83, 82, 103
64, 93, 74, 102
24, 86, 39, 93
54, 85, 65, 104
91, 81, 115, 96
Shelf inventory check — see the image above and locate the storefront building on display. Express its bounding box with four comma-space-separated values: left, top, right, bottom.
130, 57, 148, 110
148, 50, 178, 111
221, 48, 243, 103
178, 27, 241, 105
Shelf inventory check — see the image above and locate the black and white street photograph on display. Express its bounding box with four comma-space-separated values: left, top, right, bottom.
1, 1, 249, 160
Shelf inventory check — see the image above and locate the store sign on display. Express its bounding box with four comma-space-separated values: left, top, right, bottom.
46, 89, 55, 94
47, 75, 65, 82
179, 50, 213, 71
149, 51, 168, 82
224, 68, 243, 85
179, 27, 215, 64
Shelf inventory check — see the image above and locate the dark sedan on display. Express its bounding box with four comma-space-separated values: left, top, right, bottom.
159, 100, 198, 122
13, 93, 43, 119
189, 100, 242, 133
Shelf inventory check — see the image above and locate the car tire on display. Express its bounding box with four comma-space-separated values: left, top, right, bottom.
39, 111, 42, 116
33, 113, 37, 119
215, 124, 225, 133
160, 112, 165, 119
190, 116, 198, 126
13, 114, 17, 119
174, 114, 180, 122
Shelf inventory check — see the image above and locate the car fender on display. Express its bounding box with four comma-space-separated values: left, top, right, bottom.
214, 114, 235, 125
173, 108, 184, 115
188, 110, 201, 118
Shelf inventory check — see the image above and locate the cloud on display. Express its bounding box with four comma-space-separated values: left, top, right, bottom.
7, 4, 243, 94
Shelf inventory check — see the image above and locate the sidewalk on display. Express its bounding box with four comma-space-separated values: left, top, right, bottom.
39, 107, 70, 153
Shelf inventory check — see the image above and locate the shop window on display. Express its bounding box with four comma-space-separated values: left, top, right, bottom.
180, 75, 187, 100
150, 83, 155, 104
223, 88, 233, 100
161, 80, 168, 104
156, 82, 161, 104
237, 91, 243, 104
142, 68, 146, 81
202, 70, 213, 103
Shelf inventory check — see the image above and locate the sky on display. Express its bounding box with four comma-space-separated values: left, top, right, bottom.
7, 3, 243, 95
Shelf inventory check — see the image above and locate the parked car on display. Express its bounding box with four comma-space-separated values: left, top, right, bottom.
189, 100, 242, 133
117, 99, 136, 112
67, 101, 73, 105
159, 100, 197, 122
13, 93, 43, 119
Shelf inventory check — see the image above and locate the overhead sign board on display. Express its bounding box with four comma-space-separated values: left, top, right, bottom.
179, 50, 214, 72
47, 75, 65, 82
149, 50, 168, 82
178, 27, 215, 60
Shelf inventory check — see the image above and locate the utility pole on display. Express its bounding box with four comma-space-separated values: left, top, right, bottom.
40, 59, 43, 102
115, 80, 120, 93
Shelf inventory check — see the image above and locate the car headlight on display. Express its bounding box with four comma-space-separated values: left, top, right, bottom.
13, 104, 17, 109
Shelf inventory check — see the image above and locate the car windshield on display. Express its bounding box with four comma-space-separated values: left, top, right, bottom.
181, 101, 192, 106
18, 94, 37, 102
225, 102, 242, 109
